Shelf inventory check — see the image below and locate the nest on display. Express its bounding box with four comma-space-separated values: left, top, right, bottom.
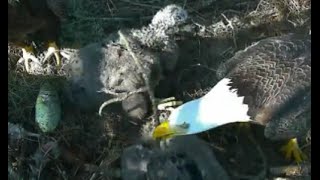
8, 0, 311, 179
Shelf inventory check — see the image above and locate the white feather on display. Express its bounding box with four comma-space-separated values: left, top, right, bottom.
169, 78, 251, 135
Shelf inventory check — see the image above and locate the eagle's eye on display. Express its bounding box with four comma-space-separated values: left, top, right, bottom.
178, 122, 190, 129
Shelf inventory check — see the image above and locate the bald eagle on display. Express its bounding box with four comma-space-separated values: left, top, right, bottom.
8, 0, 67, 72
153, 33, 311, 163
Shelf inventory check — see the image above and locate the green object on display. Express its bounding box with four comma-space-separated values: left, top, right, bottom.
35, 82, 61, 133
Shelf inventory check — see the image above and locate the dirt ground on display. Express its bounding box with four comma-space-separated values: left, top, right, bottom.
8, 0, 311, 179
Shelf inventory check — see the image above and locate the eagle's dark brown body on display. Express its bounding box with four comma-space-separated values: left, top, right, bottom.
8, 0, 66, 47
217, 33, 311, 140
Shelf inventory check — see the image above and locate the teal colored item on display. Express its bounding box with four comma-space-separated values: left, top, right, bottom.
35, 82, 61, 133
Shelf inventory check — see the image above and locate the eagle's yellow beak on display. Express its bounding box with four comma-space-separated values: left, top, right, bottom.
152, 120, 175, 139
152, 120, 189, 140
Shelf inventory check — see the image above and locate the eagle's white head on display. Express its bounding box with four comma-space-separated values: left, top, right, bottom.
152, 78, 251, 139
